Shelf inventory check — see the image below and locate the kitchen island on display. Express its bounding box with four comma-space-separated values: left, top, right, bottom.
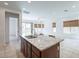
20, 35, 63, 58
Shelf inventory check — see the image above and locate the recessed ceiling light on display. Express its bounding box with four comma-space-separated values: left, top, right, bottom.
72, 5, 76, 8
4, 2, 8, 5
23, 10, 30, 14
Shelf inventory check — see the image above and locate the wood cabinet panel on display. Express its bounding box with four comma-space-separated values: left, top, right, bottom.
24, 40, 28, 57
32, 45, 40, 56
38, 24, 41, 28
20, 37, 31, 58
21, 37, 25, 54
64, 21, 69, 27
34, 24, 38, 28
27, 41, 32, 57
42, 24, 44, 28
52, 23, 56, 27
70, 20, 78, 27
34, 24, 44, 28
78, 20, 79, 26
41, 43, 60, 58
32, 52, 39, 58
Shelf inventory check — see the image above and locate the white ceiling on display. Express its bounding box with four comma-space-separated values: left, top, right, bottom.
0, 1, 79, 21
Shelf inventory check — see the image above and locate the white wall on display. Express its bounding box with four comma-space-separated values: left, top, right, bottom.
55, 16, 63, 38
0, 7, 22, 45
0, 8, 5, 45
42, 16, 63, 38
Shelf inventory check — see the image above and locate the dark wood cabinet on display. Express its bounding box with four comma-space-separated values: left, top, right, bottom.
34, 24, 38, 28
20, 36, 60, 58
34, 24, 44, 28
24, 40, 28, 57
41, 43, 60, 58
52, 23, 56, 27
20, 37, 31, 57
21, 37, 25, 56
32, 52, 39, 58
27, 42, 32, 58
41, 24, 44, 28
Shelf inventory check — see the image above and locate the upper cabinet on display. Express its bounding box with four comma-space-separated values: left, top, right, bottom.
34, 24, 44, 28
64, 20, 79, 27
52, 23, 56, 27
42, 24, 44, 28
38, 24, 41, 28
34, 24, 38, 28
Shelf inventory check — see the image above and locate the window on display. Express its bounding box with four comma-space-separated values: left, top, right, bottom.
63, 27, 79, 34
22, 23, 32, 36
53, 28, 56, 32
71, 27, 79, 33
64, 27, 71, 33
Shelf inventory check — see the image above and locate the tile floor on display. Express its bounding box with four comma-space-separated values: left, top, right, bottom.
0, 36, 24, 58
60, 39, 79, 58
0, 36, 79, 58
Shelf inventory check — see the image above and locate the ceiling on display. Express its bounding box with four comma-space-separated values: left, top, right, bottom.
0, 1, 79, 21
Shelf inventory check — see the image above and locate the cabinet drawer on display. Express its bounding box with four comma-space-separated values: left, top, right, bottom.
32, 46, 40, 56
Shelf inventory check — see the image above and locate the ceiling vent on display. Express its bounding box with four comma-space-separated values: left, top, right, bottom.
23, 10, 30, 14
64, 10, 68, 12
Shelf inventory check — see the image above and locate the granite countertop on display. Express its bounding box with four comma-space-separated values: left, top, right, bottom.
21, 35, 64, 51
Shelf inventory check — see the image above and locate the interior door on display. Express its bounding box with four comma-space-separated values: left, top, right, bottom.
9, 17, 18, 40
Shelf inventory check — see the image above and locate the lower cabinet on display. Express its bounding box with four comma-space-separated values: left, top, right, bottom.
32, 52, 39, 58
23, 40, 27, 57
27, 42, 31, 57
21, 37, 25, 56
32, 46, 40, 58
20, 36, 60, 58
41, 43, 60, 58
21, 37, 31, 57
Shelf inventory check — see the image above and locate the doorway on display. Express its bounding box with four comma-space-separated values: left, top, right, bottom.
5, 12, 20, 49
9, 17, 18, 44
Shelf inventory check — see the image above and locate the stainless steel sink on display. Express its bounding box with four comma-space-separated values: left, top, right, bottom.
25, 35, 37, 39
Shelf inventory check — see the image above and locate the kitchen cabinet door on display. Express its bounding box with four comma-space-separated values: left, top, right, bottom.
24, 40, 28, 57
21, 37, 25, 56
34, 24, 38, 28
27, 41, 32, 57
32, 52, 39, 58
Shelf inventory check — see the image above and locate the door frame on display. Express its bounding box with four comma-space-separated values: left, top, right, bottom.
5, 11, 20, 44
